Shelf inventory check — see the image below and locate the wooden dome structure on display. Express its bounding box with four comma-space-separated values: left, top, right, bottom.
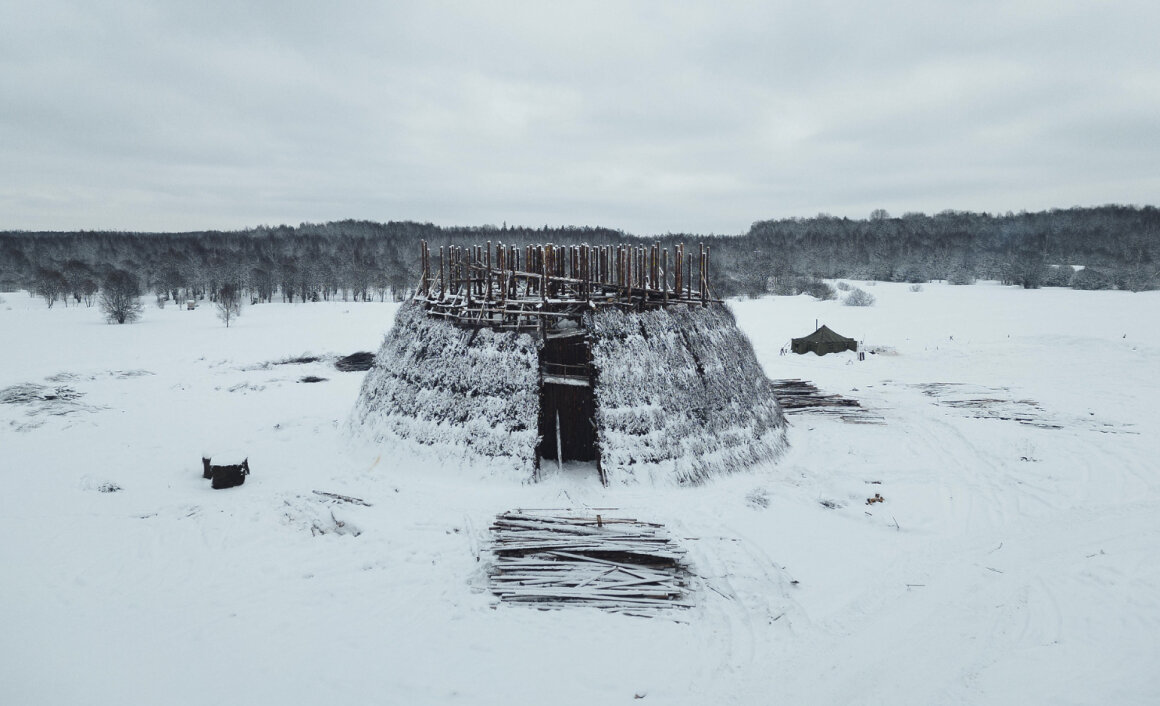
351, 241, 787, 485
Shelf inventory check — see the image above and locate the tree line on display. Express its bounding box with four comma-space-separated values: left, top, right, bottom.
1, 206, 1156, 316
720, 205, 1159, 296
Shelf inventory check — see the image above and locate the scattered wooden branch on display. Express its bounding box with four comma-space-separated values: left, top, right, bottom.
312, 490, 373, 507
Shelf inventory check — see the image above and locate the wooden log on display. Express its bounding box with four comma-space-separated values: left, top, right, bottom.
662, 247, 669, 303
485, 240, 492, 302
699, 243, 705, 304
540, 246, 547, 301
705, 244, 711, 302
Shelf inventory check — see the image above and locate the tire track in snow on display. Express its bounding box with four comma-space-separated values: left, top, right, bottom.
674, 513, 801, 703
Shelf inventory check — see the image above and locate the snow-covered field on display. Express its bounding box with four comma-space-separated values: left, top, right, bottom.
2, 283, 1158, 705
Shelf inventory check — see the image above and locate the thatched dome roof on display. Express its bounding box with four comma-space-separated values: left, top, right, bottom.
351, 301, 787, 484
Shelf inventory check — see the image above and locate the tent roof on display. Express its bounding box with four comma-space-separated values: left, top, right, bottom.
792, 325, 855, 344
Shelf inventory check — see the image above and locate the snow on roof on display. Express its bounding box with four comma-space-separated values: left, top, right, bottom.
350, 300, 787, 484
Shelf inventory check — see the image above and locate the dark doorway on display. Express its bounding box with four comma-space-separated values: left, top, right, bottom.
537, 331, 597, 464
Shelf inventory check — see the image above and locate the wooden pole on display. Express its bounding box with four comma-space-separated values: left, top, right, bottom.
625, 247, 632, 300
486, 240, 492, 302
704, 245, 710, 303
700, 243, 706, 304
580, 245, 588, 299
652, 243, 658, 292
662, 247, 669, 303
498, 243, 505, 304
420, 241, 428, 296
686, 253, 692, 299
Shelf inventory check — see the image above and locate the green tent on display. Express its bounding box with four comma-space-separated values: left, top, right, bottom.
791, 325, 858, 356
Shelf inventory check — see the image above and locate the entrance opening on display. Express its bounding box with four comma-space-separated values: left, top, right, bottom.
537, 329, 597, 466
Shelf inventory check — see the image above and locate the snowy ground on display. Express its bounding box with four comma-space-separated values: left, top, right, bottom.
2, 283, 1158, 705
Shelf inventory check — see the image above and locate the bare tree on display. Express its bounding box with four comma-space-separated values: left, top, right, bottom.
99, 270, 144, 324
843, 288, 876, 307
216, 283, 242, 327
80, 278, 99, 307
34, 268, 66, 308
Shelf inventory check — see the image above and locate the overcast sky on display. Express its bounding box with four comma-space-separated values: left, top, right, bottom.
2, 1, 1158, 235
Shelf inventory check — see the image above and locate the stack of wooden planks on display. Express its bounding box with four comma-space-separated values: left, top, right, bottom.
489, 510, 692, 613
772, 378, 883, 424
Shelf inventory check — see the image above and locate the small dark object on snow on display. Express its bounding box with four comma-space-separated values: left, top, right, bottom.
203, 457, 250, 489
866, 493, 884, 505
98, 482, 121, 493
334, 351, 375, 372
299, 375, 327, 383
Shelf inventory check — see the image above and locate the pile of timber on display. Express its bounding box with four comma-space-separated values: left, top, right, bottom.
773, 379, 884, 424
489, 510, 692, 613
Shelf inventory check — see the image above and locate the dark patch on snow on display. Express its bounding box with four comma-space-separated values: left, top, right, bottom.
746, 488, 771, 509
772, 379, 883, 424
110, 369, 154, 379
299, 375, 328, 383
1, 383, 83, 404
334, 351, 375, 372
915, 382, 1063, 429
1, 383, 100, 424
282, 355, 321, 364
227, 382, 266, 393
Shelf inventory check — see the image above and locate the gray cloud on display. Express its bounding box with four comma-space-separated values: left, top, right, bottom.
2, 0, 1158, 234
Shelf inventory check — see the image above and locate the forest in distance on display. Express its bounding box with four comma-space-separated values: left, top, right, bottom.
1, 204, 1157, 311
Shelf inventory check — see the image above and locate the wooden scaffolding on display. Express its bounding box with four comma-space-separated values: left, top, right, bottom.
415, 240, 717, 331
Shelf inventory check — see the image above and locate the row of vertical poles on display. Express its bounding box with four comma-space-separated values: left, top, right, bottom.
418, 240, 711, 304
